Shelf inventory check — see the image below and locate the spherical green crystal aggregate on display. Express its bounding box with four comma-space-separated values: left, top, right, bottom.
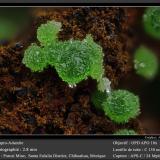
134, 46, 158, 80
143, 7, 160, 39
54, 40, 91, 85
37, 20, 62, 46
102, 90, 140, 123
22, 44, 47, 72
23, 21, 104, 86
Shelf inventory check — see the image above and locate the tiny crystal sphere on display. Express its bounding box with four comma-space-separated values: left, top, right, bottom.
143, 7, 160, 39
134, 46, 158, 80
103, 90, 140, 123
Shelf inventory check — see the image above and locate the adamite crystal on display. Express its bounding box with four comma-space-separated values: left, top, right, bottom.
91, 90, 108, 110
102, 90, 140, 123
134, 46, 158, 80
22, 44, 47, 72
83, 35, 104, 81
55, 40, 91, 84
143, 7, 160, 39
37, 20, 62, 46
23, 21, 104, 85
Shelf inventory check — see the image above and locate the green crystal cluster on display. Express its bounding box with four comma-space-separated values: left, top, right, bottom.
103, 90, 140, 123
23, 20, 104, 85
134, 46, 158, 80
91, 89, 140, 124
143, 7, 160, 39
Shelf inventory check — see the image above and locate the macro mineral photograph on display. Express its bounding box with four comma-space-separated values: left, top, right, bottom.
0, 7, 160, 135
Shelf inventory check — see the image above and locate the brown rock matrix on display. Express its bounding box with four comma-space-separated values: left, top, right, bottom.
0, 7, 143, 134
